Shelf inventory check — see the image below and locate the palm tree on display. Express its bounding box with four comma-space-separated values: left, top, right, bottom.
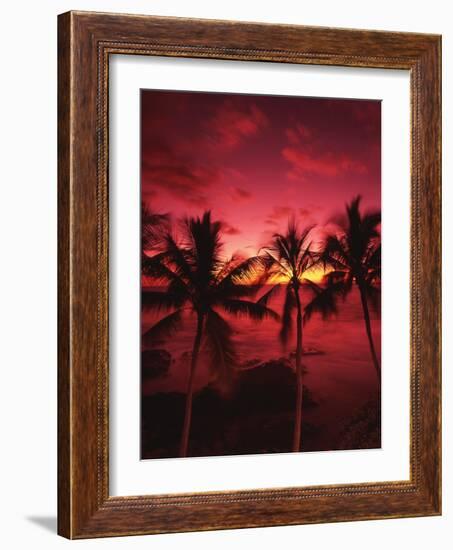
142, 211, 279, 457
141, 201, 169, 262
305, 196, 381, 381
259, 220, 318, 452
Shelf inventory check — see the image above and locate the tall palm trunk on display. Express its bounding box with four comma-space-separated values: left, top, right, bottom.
179, 313, 204, 457
293, 285, 304, 452
358, 280, 381, 383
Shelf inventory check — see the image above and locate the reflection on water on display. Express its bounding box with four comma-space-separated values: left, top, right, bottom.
141, 286, 381, 456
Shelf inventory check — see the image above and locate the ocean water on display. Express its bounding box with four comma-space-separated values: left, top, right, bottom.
142, 285, 381, 451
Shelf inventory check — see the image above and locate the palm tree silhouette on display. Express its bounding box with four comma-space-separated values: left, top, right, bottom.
141, 201, 169, 261
142, 211, 279, 457
260, 220, 318, 452
305, 196, 381, 381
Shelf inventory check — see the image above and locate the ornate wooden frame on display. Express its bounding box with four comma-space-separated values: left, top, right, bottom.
58, 11, 441, 539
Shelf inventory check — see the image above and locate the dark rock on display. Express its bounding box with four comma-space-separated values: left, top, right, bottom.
141, 356, 319, 459
233, 358, 317, 415
337, 400, 381, 450
141, 349, 171, 380
241, 357, 262, 369
289, 347, 324, 359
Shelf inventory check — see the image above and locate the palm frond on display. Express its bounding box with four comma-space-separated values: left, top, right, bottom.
203, 309, 237, 384
220, 299, 280, 321
270, 233, 292, 264
214, 254, 243, 282
262, 251, 292, 282
346, 195, 362, 230
141, 202, 170, 250
218, 255, 266, 287
344, 196, 381, 264
323, 269, 348, 284
257, 283, 281, 307
141, 290, 186, 312
297, 246, 319, 276
142, 252, 188, 291
141, 309, 184, 347
321, 235, 350, 270
366, 242, 381, 266
323, 269, 353, 298
361, 211, 381, 242
303, 279, 341, 324
365, 243, 381, 282
183, 211, 223, 285
297, 224, 316, 252
163, 233, 195, 284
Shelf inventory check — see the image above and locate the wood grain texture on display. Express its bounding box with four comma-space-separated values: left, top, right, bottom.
57, 11, 71, 538
57, 11, 441, 539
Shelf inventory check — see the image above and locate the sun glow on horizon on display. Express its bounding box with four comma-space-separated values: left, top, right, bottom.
142, 261, 329, 289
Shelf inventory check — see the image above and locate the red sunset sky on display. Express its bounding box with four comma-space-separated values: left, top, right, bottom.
141, 90, 381, 259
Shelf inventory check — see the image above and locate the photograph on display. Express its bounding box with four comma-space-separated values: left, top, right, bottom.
0, 0, 444, 543
140, 89, 382, 459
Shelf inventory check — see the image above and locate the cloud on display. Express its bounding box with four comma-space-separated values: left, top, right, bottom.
222, 221, 241, 236
141, 95, 270, 208
283, 120, 368, 180
263, 205, 318, 228
263, 206, 296, 227
267, 206, 294, 221
258, 229, 279, 248
141, 140, 219, 206
230, 186, 252, 201
223, 167, 246, 181
286, 124, 313, 144
282, 147, 368, 179
206, 100, 268, 150
351, 101, 381, 133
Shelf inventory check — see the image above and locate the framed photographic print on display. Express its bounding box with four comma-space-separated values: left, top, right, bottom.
58, 11, 441, 539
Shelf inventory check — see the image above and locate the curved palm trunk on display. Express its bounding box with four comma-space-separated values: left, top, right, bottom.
293, 286, 304, 452
358, 281, 381, 383
179, 314, 204, 457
